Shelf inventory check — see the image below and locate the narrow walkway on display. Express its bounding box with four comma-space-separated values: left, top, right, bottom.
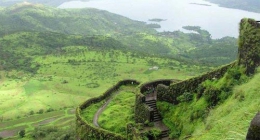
145, 92, 170, 139
93, 91, 119, 127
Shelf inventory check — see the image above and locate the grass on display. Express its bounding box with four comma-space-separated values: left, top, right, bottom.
81, 101, 105, 123
158, 68, 260, 140
0, 108, 74, 139
98, 86, 136, 134
0, 47, 209, 120
23, 80, 43, 96
0, 47, 211, 139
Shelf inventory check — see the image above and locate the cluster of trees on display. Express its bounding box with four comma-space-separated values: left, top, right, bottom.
30, 126, 76, 140
0, 4, 155, 37
0, 5, 239, 75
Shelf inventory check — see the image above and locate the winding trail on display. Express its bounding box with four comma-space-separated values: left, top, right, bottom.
93, 91, 120, 127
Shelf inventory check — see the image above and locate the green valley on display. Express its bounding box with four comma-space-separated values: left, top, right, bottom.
0, 3, 258, 140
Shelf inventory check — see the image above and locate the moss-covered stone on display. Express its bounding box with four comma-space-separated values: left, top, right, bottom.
238, 18, 260, 75
134, 93, 151, 123
157, 62, 236, 104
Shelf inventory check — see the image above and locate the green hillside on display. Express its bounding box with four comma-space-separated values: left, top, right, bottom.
0, 4, 249, 140
158, 67, 260, 139
154, 18, 260, 140
0, 3, 238, 66
0, 3, 154, 36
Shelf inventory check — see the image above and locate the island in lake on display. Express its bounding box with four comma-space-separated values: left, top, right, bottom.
146, 23, 161, 28
190, 3, 211, 6
148, 18, 167, 22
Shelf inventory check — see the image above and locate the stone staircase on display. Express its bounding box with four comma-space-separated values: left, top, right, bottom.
145, 100, 162, 122
145, 99, 169, 139
160, 130, 169, 139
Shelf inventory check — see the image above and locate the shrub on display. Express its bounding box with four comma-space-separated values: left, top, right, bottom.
62, 80, 68, 84
201, 66, 248, 107
46, 108, 54, 112
38, 109, 44, 114
29, 110, 34, 115
177, 92, 193, 102
18, 129, 25, 138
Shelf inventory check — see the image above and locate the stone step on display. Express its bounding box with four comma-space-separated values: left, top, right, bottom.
154, 111, 160, 115
147, 104, 156, 108
160, 130, 169, 138
145, 102, 156, 105
154, 118, 162, 122
146, 101, 156, 104
154, 117, 162, 121
146, 99, 156, 102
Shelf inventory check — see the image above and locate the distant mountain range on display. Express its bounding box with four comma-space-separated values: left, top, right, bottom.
0, 3, 238, 73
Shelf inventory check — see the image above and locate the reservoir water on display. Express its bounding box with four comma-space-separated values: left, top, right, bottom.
58, 0, 260, 38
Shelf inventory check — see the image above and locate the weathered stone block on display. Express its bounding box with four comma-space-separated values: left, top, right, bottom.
246, 112, 260, 140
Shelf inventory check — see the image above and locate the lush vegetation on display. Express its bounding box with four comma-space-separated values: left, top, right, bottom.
206, 0, 260, 13
0, 4, 238, 67
0, 31, 211, 138
0, 3, 246, 140
157, 66, 258, 139
98, 86, 136, 135
0, 3, 155, 37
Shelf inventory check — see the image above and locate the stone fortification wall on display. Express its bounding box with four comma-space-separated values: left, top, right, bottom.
157, 62, 236, 104
135, 79, 177, 123
76, 79, 139, 140
238, 18, 260, 75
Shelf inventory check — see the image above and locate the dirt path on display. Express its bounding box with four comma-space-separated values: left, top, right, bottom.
0, 125, 26, 138
93, 91, 120, 127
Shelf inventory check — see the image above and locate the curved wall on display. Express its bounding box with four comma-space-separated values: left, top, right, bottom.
76, 79, 140, 140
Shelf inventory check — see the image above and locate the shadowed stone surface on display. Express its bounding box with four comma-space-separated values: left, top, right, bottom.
246, 112, 260, 140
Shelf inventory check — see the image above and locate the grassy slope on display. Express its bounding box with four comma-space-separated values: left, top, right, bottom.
98, 86, 136, 134
0, 4, 238, 66
158, 68, 260, 139
0, 4, 241, 139
0, 48, 208, 139
0, 3, 154, 36
1, 46, 208, 120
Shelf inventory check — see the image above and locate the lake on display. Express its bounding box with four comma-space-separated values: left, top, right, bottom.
58, 0, 260, 38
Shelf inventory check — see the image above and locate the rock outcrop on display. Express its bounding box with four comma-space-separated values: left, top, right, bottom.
246, 112, 260, 140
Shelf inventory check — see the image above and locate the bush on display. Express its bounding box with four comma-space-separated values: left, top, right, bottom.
177, 92, 193, 102
201, 66, 248, 107
46, 108, 54, 112
38, 109, 44, 114
143, 128, 161, 139
29, 110, 34, 115
62, 80, 68, 84
18, 129, 25, 138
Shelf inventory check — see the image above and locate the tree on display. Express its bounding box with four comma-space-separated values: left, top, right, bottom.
29, 110, 34, 115
18, 129, 25, 138
38, 109, 44, 114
